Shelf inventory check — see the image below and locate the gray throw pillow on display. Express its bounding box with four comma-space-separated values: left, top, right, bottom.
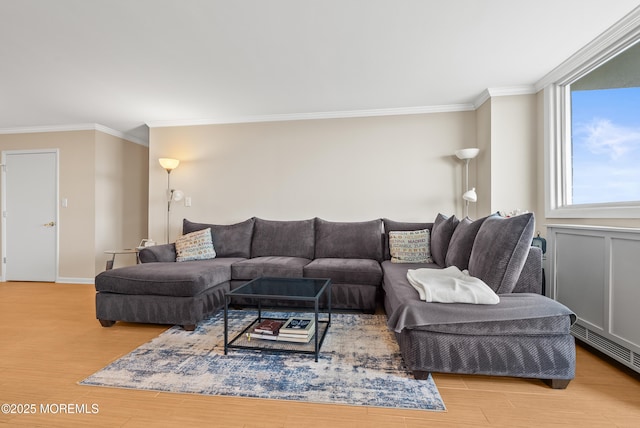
445, 214, 495, 270
468, 213, 535, 294
430, 213, 459, 267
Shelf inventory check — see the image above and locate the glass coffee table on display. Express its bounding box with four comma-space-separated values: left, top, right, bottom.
224, 277, 331, 362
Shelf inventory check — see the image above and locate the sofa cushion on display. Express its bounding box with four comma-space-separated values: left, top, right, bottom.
95, 259, 231, 297
430, 213, 459, 267
175, 228, 216, 262
382, 219, 433, 260
304, 258, 382, 286
183, 218, 254, 258
389, 229, 432, 263
139, 243, 177, 263
445, 214, 495, 270
251, 218, 315, 259
468, 213, 535, 294
315, 218, 383, 261
231, 256, 311, 280
413, 315, 572, 336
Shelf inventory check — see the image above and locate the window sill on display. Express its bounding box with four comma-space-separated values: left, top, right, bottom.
546, 204, 640, 219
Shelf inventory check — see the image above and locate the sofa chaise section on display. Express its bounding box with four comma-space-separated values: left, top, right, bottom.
95, 259, 232, 330
381, 214, 576, 388
94, 218, 255, 330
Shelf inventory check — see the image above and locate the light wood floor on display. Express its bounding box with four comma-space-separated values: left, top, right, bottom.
0, 282, 638, 427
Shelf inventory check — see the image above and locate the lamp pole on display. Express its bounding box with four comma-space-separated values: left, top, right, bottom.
159, 158, 180, 244
166, 169, 172, 244
463, 158, 470, 217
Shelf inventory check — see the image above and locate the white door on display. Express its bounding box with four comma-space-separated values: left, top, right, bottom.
2, 150, 58, 281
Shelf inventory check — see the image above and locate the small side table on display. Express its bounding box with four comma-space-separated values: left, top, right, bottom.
104, 249, 140, 270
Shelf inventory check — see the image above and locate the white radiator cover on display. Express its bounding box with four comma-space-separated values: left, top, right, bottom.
548, 224, 640, 374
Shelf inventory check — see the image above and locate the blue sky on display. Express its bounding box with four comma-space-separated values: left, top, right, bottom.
571, 87, 640, 204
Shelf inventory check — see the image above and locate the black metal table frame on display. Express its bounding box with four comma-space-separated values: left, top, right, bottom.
223, 277, 332, 362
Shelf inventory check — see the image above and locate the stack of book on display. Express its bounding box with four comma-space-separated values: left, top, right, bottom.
247, 317, 316, 343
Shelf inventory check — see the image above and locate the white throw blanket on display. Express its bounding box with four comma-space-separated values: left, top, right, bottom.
406, 266, 500, 304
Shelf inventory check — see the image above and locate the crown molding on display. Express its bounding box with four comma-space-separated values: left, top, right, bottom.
535, 5, 640, 90
0, 124, 147, 146
146, 104, 476, 128
473, 86, 538, 109
93, 124, 148, 146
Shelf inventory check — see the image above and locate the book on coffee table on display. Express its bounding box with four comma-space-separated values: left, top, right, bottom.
246, 319, 316, 343
278, 323, 315, 340
253, 319, 283, 335
280, 317, 315, 335
246, 330, 313, 343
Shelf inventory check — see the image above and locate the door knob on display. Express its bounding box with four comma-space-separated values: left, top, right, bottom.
44, 221, 55, 227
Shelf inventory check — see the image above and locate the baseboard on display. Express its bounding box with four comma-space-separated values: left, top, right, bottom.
56, 277, 94, 285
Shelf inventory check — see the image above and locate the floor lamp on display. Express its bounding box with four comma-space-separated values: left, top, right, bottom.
455, 148, 479, 218
159, 158, 183, 243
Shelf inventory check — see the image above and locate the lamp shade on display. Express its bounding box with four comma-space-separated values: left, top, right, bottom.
159, 158, 180, 171
462, 188, 477, 203
455, 148, 480, 160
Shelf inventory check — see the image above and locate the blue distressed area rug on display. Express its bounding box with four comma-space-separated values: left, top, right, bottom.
80, 311, 445, 412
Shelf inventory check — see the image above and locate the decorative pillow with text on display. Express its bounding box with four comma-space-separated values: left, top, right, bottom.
389, 229, 433, 263
175, 228, 216, 262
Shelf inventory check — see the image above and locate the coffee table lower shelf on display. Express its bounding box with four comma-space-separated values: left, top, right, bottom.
225, 317, 330, 361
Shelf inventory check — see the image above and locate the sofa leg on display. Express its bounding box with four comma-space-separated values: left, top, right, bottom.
183, 324, 196, 331
99, 319, 115, 327
544, 378, 571, 389
413, 370, 431, 380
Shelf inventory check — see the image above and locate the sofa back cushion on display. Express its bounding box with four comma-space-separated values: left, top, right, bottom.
468, 213, 535, 294
445, 214, 495, 270
315, 218, 383, 261
430, 213, 459, 267
183, 218, 255, 258
251, 218, 315, 259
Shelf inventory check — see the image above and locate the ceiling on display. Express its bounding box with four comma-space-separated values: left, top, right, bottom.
1, 0, 639, 144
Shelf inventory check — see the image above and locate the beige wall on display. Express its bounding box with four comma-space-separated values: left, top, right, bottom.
490, 95, 538, 219
474, 94, 539, 230
475, 100, 491, 218
95, 132, 149, 273
0, 130, 148, 282
149, 112, 476, 242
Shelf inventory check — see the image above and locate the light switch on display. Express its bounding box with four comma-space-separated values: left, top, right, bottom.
185, 196, 192, 207
62, 198, 68, 208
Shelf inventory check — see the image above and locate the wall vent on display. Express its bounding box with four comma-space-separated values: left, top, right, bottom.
571, 324, 587, 340
588, 330, 631, 363
633, 352, 640, 369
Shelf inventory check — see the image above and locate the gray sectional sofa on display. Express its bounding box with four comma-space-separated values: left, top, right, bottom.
94, 214, 576, 388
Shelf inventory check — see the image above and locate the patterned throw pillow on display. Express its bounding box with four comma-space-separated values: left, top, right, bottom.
175, 228, 216, 262
389, 229, 432, 263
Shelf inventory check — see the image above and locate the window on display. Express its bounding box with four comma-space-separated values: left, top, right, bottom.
545, 27, 640, 218
568, 42, 640, 206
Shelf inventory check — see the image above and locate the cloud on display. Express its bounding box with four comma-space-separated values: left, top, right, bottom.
575, 118, 640, 160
